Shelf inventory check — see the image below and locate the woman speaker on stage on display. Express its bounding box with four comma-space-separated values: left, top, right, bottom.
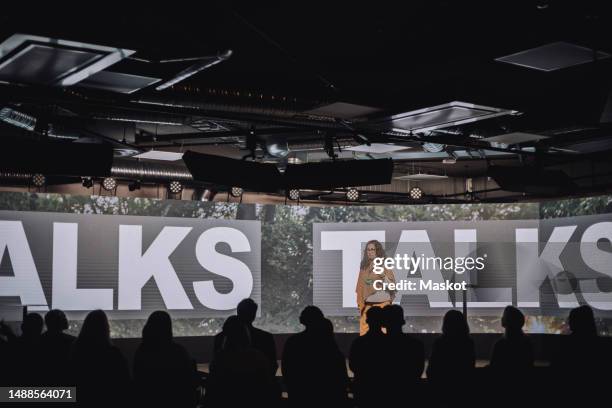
355, 240, 396, 335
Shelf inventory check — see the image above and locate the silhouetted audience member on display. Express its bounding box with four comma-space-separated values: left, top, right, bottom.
382, 304, 425, 402
213, 298, 278, 375
489, 306, 534, 372
551, 305, 612, 407
427, 310, 475, 406
40, 309, 75, 385
486, 306, 534, 407
69, 310, 130, 407
282, 306, 349, 408
0, 313, 44, 385
349, 306, 389, 406
134, 311, 198, 408
0, 334, 8, 384
206, 315, 277, 407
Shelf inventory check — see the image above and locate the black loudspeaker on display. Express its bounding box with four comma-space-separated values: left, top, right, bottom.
183, 150, 283, 192
490, 166, 577, 195
0, 139, 114, 177
284, 158, 394, 190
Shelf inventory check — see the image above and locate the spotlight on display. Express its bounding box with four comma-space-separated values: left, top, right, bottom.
346, 188, 360, 202
288, 189, 300, 201
31, 173, 46, 187
409, 187, 423, 200
230, 187, 243, 197
128, 180, 141, 191
102, 177, 117, 191
82, 177, 93, 188
168, 180, 183, 194
265, 136, 289, 158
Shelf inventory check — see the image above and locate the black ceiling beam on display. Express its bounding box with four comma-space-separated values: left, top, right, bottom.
0, 84, 505, 153
0, 83, 348, 132
0, 83, 601, 159
134, 126, 311, 144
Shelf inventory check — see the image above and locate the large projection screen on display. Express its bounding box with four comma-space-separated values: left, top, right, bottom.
1, 191, 611, 337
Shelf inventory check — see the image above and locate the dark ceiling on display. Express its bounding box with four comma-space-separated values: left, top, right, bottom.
4, 2, 611, 110
0, 1, 611, 202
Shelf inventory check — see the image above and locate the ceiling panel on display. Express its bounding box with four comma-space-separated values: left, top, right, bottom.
496, 42, 611, 72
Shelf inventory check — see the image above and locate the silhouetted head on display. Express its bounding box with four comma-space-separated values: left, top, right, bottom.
45, 309, 69, 333
299, 306, 325, 330
221, 315, 251, 350
366, 306, 384, 333
442, 310, 470, 338
21, 313, 43, 338
237, 298, 258, 325
142, 311, 173, 345
501, 306, 525, 335
77, 310, 110, 348
383, 304, 405, 333
568, 305, 597, 337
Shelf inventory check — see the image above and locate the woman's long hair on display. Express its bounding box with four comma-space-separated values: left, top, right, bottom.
142, 310, 173, 346
74, 309, 111, 351
442, 310, 470, 338
360, 239, 386, 270
568, 305, 598, 336
501, 305, 525, 337
221, 315, 251, 351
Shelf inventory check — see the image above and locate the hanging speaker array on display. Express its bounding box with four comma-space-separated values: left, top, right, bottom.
183, 151, 394, 191
0, 138, 114, 177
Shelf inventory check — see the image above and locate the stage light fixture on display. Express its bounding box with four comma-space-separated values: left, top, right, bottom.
288, 189, 300, 201
82, 177, 94, 188
230, 187, 243, 197
102, 177, 117, 191
31, 173, 46, 187
168, 180, 183, 194
409, 187, 423, 200
346, 188, 360, 202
